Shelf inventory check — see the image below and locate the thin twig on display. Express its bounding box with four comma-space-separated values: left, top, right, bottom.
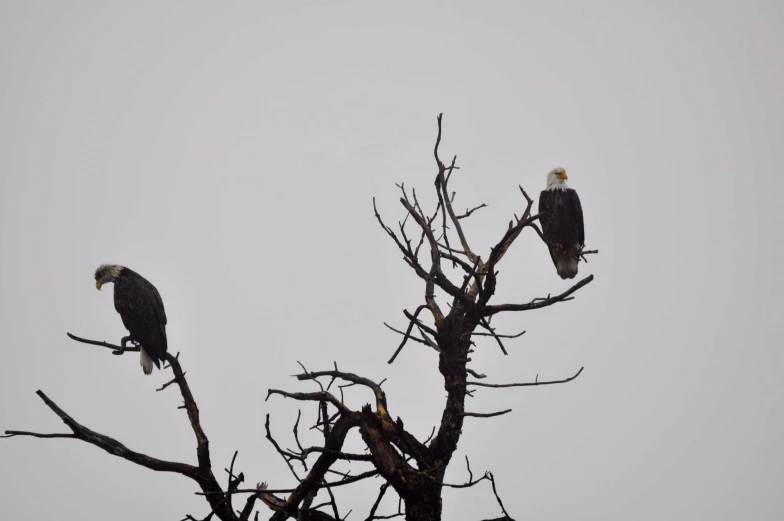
456, 203, 488, 219
488, 472, 512, 519
200, 470, 379, 496
468, 367, 584, 388
462, 410, 512, 418
365, 483, 390, 521
478, 317, 508, 355
264, 414, 301, 480
386, 305, 428, 364
157, 374, 183, 392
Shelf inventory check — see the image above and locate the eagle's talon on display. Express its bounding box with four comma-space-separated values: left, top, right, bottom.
113, 335, 132, 355
112, 336, 139, 355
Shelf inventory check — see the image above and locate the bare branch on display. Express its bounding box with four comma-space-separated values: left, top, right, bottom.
461, 410, 512, 419
464, 456, 474, 483
66, 332, 140, 352
383, 321, 437, 350
9, 334, 236, 519
67, 334, 212, 470
456, 203, 488, 220
239, 492, 259, 521
385, 305, 429, 364
478, 317, 508, 355
7, 390, 197, 474
365, 483, 391, 521
482, 189, 536, 270
2, 430, 75, 439
162, 352, 213, 473
226, 450, 240, 491
182, 513, 215, 521
267, 389, 351, 415
482, 275, 594, 316
438, 153, 481, 266
241, 483, 341, 521
268, 412, 361, 521
436, 241, 469, 256
471, 329, 526, 339
399, 197, 446, 326
402, 309, 438, 339
455, 257, 484, 305
207, 470, 380, 497
436, 169, 456, 268
264, 414, 302, 480
322, 483, 341, 521
298, 447, 373, 462
157, 373, 183, 392
465, 369, 486, 380
468, 367, 584, 388
295, 370, 387, 418
487, 472, 512, 520
411, 187, 442, 262
438, 472, 491, 489
373, 198, 430, 284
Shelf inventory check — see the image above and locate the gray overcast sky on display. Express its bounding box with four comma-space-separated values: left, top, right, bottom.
1, 1, 782, 520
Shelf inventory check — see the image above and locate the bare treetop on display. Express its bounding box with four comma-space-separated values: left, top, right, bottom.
4, 114, 596, 521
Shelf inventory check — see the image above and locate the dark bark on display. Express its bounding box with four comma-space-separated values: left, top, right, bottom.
405, 495, 442, 521
268, 412, 360, 521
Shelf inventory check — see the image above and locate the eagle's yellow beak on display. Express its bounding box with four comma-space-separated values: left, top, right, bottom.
560, 171, 568, 180
96, 280, 103, 290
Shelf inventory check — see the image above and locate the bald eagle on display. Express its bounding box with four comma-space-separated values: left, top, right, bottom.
538, 168, 585, 279
94, 264, 168, 374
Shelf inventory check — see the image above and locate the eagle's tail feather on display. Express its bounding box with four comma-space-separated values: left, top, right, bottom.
140, 347, 154, 375
554, 250, 579, 280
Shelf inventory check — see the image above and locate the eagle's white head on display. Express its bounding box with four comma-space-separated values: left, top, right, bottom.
546, 167, 569, 191
94, 264, 124, 290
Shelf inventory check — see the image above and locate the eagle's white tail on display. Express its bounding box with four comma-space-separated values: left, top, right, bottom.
140, 348, 154, 375
555, 255, 579, 280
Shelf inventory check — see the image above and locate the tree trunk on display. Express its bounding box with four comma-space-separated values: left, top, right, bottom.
405, 489, 442, 521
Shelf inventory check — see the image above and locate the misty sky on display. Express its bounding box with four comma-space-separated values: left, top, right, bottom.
1, 2, 782, 520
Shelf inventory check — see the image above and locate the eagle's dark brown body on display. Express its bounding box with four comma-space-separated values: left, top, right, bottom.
95, 264, 168, 374
113, 268, 168, 369
539, 188, 585, 279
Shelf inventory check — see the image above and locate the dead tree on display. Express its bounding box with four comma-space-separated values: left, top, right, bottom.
3, 114, 595, 521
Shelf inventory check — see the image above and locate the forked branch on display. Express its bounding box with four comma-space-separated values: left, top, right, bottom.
467, 367, 584, 389
483, 275, 594, 316
4, 333, 237, 520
